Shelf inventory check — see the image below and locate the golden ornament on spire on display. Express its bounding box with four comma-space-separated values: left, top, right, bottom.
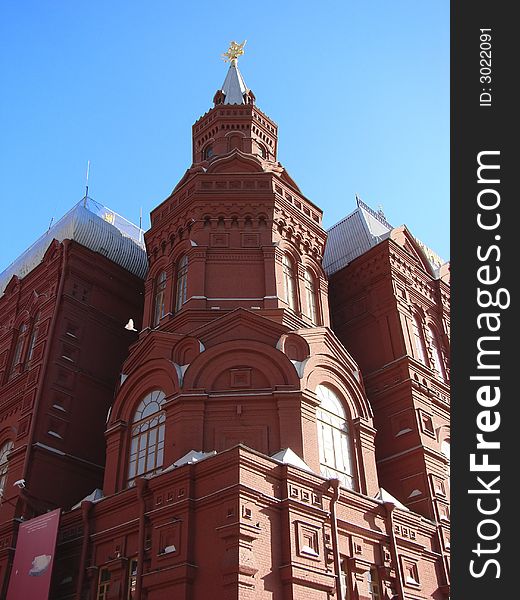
221, 40, 247, 63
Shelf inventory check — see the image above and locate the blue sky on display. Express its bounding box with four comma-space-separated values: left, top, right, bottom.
0, 1, 449, 270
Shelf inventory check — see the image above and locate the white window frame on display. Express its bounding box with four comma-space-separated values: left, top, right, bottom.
175, 256, 188, 312
282, 255, 297, 311
128, 390, 166, 486
0, 440, 14, 498
316, 385, 355, 490
304, 269, 319, 324
152, 271, 167, 327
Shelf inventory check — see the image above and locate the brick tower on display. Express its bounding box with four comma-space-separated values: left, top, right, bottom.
102, 46, 379, 500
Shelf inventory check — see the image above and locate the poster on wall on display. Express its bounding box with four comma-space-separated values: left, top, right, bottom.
6, 509, 61, 600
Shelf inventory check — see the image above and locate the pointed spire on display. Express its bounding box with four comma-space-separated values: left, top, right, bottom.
215, 41, 254, 106
220, 61, 249, 104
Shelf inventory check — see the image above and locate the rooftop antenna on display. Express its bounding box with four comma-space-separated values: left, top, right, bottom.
84, 160, 90, 207
139, 207, 143, 243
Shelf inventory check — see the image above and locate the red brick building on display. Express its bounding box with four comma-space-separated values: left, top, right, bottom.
0, 200, 146, 592
0, 53, 449, 599
325, 199, 451, 590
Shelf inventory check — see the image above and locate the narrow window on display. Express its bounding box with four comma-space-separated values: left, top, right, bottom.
9, 324, 27, 379
203, 145, 214, 160
152, 271, 167, 327
25, 311, 41, 369
304, 269, 319, 324
367, 568, 381, 599
127, 559, 138, 600
128, 390, 166, 486
174, 256, 188, 312
0, 441, 14, 499
441, 439, 451, 479
316, 385, 355, 490
282, 255, 297, 311
412, 316, 426, 365
426, 326, 445, 379
340, 560, 349, 600
97, 569, 111, 600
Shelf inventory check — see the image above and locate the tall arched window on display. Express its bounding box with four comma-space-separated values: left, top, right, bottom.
282, 255, 297, 311
25, 311, 41, 369
426, 326, 445, 380
0, 440, 14, 498
316, 384, 355, 490
127, 390, 166, 486
152, 271, 167, 327
175, 255, 188, 312
304, 269, 319, 324
9, 323, 27, 380
412, 316, 427, 365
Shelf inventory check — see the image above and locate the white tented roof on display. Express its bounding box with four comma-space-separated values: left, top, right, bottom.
271, 448, 314, 473
375, 487, 410, 511
163, 450, 217, 472
71, 488, 104, 509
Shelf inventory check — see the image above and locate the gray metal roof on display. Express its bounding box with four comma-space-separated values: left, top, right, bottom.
323, 196, 447, 278
0, 197, 148, 295
220, 62, 249, 104
323, 197, 392, 276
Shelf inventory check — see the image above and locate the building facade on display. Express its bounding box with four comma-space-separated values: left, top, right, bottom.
325, 200, 451, 591
0, 200, 147, 594
0, 53, 449, 599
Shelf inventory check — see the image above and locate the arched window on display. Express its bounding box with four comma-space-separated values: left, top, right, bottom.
152, 271, 167, 327
25, 311, 41, 369
9, 323, 27, 380
203, 145, 214, 160
127, 390, 166, 486
426, 326, 445, 380
304, 269, 319, 324
0, 440, 14, 498
174, 255, 188, 312
412, 316, 427, 365
282, 255, 297, 311
316, 384, 355, 490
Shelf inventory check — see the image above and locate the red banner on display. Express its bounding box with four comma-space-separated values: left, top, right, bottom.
6, 508, 61, 600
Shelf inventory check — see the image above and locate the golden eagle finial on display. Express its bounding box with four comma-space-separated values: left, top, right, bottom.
221, 40, 247, 63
